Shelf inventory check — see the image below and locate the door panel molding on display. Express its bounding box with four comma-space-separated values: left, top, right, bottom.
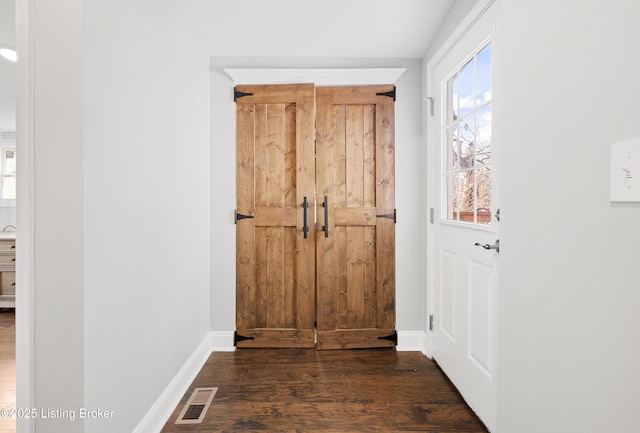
468, 258, 493, 377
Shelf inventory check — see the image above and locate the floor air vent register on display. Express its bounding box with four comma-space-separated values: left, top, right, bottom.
174, 387, 218, 424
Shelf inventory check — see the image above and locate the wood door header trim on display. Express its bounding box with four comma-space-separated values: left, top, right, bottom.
235, 83, 315, 104
225, 68, 407, 86
316, 85, 395, 105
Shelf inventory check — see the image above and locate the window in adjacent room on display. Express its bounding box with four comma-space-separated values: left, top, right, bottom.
0, 131, 16, 206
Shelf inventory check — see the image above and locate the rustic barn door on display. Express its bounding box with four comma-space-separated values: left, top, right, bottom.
235, 84, 316, 348
315, 86, 396, 349
235, 84, 396, 349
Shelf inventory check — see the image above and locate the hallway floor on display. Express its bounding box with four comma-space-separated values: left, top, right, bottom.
0, 309, 15, 433
160, 348, 488, 432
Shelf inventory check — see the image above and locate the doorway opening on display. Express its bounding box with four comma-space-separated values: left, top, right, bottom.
234, 84, 397, 350
0, 0, 17, 431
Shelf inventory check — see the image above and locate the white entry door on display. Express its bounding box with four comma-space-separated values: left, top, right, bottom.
428, 3, 499, 431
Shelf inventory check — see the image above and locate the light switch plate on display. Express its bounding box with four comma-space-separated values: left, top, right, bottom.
611, 139, 640, 202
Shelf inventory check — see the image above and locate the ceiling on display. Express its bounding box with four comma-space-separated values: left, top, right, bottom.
0, 0, 457, 129
0, 0, 456, 61
188, 0, 456, 58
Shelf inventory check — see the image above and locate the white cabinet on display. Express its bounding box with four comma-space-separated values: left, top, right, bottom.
0, 234, 15, 308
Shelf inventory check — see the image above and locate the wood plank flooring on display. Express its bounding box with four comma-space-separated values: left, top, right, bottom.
160, 349, 488, 433
0, 309, 15, 433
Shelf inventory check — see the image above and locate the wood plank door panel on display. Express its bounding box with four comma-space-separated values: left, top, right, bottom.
315, 86, 396, 349
235, 84, 316, 348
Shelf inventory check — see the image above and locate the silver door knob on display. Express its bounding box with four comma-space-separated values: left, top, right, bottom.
474, 239, 500, 253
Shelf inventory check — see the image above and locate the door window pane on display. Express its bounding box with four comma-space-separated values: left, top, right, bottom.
458, 170, 475, 222
476, 104, 492, 166
476, 44, 492, 105
458, 59, 475, 118
476, 166, 492, 223
447, 74, 459, 122
446, 125, 459, 171
459, 113, 475, 169
446, 173, 460, 221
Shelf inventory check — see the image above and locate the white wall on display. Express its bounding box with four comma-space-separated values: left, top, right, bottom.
0, 209, 16, 229
30, 0, 84, 431
0, 0, 15, 129
426, 0, 640, 431
81, 1, 210, 432
496, 1, 640, 431
22, 0, 211, 431
210, 57, 425, 337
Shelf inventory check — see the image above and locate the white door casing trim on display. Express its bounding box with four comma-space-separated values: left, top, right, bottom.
16, 0, 36, 431
427, 0, 496, 72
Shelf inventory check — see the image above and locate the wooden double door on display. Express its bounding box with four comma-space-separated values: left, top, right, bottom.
235, 84, 396, 349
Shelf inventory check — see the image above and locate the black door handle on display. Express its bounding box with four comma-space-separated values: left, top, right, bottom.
302, 197, 309, 239
322, 196, 329, 238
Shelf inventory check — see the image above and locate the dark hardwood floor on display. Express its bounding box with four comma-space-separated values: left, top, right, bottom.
161, 348, 488, 433
0, 308, 15, 433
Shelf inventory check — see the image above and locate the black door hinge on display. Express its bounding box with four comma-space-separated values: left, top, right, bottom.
234, 331, 255, 346
429, 315, 434, 331
376, 86, 396, 101
376, 209, 397, 223
378, 331, 398, 345
234, 87, 254, 102
235, 210, 255, 223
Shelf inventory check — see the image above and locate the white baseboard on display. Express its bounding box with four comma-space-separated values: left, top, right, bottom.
132, 332, 215, 433
211, 331, 235, 352
397, 330, 428, 355
0, 300, 15, 308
